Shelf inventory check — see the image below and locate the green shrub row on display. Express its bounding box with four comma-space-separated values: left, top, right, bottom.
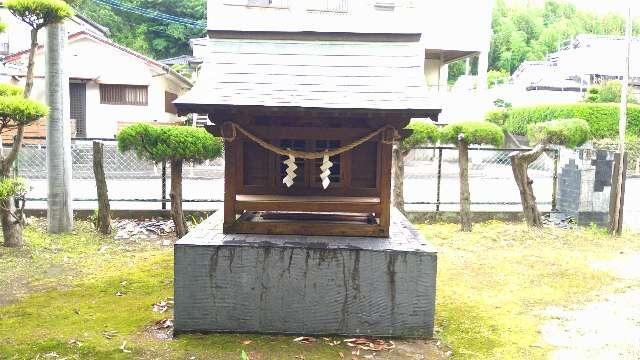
402, 120, 505, 148
527, 118, 591, 149
486, 103, 640, 139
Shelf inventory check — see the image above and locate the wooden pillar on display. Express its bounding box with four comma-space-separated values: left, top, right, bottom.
223, 139, 237, 232
379, 136, 393, 237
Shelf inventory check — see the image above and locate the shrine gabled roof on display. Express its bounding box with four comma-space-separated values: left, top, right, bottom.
174, 36, 440, 117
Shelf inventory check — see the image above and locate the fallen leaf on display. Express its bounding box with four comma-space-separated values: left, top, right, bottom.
68, 339, 82, 347
293, 336, 316, 344
119, 341, 131, 353
153, 318, 174, 330
115, 292, 124, 297
102, 330, 118, 339
241, 340, 253, 345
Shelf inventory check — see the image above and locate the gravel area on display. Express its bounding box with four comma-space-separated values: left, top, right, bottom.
541, 253, 640, 359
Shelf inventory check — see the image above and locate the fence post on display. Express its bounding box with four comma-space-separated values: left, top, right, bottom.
435, 147, 443, 212
161, 160, 167, 210
551, 149, 559, 212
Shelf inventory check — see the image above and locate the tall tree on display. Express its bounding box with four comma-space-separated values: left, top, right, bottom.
46, 20, 74, 233
440, 122, 505, 232
74, 0, 206, 59
510, 118, 590, 227
117, 124, 223, 238
0, 85, 49, 247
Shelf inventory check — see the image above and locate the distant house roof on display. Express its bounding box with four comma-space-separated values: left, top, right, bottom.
160, 55, 203, 66
175, 37, 439, 117
3, 31, 193, 88
73, 13, 111, 38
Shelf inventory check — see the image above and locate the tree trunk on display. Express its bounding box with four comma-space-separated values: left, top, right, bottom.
46, 22, 73, 234
24, 28, 38, 98
458, 140, 472, 232
170, 159, 188, 238
1, 198, 22, 247
392, 146, 408, 214
510, 144, 546, 227
93, 141, 111, 235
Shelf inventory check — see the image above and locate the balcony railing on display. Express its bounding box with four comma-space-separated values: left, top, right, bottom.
0, 42, 9, 56
245, 0, 289, 8
308, 0, 349, 13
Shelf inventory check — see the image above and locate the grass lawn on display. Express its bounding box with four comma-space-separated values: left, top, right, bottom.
0, 219, 638, 359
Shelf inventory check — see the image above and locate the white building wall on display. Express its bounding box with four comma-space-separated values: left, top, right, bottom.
6, 35, 190, 138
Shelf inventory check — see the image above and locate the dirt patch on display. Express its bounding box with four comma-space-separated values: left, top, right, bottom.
541, 253, 640, 359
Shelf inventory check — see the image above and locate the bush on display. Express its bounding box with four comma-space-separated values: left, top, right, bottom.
0, 22, 6, 33
0, 178, 28, 201
584, 81, 637, 104
0, 96, 48, 126
0, 84, 23, 97
5, 0, 74, 29
486, 103, 640, 139
527, 119, 591, 148
440, 121, 505, 147
117, 124, 223, 163
400, 121, 439, 150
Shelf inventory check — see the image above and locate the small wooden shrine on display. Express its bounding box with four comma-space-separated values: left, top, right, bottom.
176, 33, 439, 237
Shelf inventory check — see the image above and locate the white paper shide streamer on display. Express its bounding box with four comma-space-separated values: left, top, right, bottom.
320, 153, 333, 189
282, 154, 297, 188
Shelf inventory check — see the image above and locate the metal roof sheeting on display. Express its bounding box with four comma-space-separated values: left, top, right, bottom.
175, 38, 438, 114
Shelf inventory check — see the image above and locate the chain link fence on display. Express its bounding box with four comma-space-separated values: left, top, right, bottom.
8, 139, 559, 211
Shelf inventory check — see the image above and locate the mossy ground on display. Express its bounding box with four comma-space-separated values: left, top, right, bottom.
0, 219, 638, 359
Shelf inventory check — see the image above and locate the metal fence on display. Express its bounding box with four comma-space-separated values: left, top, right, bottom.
10, 139, 559, 212
403, 146, 559, 212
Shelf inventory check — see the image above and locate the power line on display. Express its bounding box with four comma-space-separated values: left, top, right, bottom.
92, 0, 206, 28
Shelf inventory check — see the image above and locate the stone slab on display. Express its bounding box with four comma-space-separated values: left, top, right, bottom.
174, 209, 437, 338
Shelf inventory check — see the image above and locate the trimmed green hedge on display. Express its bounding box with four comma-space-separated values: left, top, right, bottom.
440, 121, 505, 148
486, 103, 640, 139
528, 119, 591, 149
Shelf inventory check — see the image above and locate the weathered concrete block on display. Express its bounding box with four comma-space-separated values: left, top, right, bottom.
174, 210, 437, 338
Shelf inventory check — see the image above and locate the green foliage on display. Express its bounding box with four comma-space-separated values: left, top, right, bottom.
594, 134, 640, 168
74, 0, 206, 59
440, 121, 505, 148
527, 118, 591, 148
0, 83, 24, 97
490, 0, 640, 74
0, 96, 49, 127
487, 70, 510, 88
6, 0, 74, 29
0, 21, 6, 33
0, 178, 29, 200
400, 121, 439, 151
487, 103, 640, 139
583, 81, 638, 104
117, 123, 223, 163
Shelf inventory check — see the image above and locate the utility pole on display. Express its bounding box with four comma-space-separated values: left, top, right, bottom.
609, 6, 632, 235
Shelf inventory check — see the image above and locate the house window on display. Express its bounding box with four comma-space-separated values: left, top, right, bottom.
165, 91, 178, 114
99, 84, 148, 106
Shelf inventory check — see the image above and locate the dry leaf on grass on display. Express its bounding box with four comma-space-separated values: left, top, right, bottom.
119, 341, 131, 353
241, 340, 253, 345
153, 318, 174, 330
344, 338, 395, 352
102, 330, 118, 339
152, 298, 174, 313
68, 339, 82, 347
293, 336, 316, 344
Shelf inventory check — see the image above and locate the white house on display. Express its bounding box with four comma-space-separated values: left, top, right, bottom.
3, 30, 192, 139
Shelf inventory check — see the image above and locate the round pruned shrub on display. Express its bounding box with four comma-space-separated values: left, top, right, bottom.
117, 123, 223, 163
440, 121, 505, 147
400, 120, 439, 151
486, 103, 640, 139
0, 84, 23, 97
5, 0, 74, 29
0, 96, 48, 127
527, 118, 591, 148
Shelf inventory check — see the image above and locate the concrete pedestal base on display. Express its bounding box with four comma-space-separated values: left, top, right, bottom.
174, 210, 437, 338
